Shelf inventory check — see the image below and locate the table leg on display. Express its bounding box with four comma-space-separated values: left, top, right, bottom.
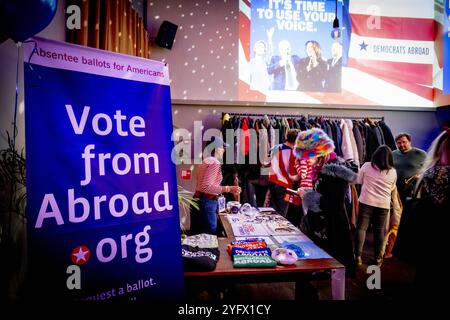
331, 268, 345, 300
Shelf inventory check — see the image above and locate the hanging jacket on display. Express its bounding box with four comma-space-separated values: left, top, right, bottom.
241, 117, 250, 156
340, 119, 355, 162
378, 121, 397, 151
344, 119, 360, 165
373, 123, 385, 146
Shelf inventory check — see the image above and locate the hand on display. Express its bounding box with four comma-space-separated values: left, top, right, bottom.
229, 186, 241, 194
297, 187, 307, 197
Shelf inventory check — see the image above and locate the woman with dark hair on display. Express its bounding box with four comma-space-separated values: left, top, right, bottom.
355, 145, 397, 266
297, 40, 327, 91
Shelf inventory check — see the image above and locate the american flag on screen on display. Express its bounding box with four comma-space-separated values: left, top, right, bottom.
238, 0, 435, 107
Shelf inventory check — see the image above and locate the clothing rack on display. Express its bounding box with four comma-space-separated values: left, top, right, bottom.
225, 112, 304, 117
224, 112, 384, 122
307, 114, 384, 121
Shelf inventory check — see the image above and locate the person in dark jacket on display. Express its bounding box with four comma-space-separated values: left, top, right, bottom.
300, 158, 358, 276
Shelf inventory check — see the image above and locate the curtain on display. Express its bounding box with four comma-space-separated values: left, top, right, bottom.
66, 0, 150, 58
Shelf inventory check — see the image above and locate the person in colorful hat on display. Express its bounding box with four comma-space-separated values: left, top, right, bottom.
293, 128, 336, 196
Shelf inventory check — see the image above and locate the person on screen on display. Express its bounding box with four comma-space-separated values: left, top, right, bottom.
297, 40, 327, 92
249, 28, 274, 92
267, 40, 301, 90
325, 42, 343, 92
249, 40, 271, 92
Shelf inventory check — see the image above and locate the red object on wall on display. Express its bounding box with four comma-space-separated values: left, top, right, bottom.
181, 169, 191, 180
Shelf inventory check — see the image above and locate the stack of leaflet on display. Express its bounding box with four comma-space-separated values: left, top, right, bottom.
227, 239, 276, 268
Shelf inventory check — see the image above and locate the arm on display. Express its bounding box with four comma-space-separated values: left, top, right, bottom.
267, 56, 283, 75
265, 27, 274, 64
356, 163, 366, 184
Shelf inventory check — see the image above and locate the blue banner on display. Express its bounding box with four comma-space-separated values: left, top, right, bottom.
444, 0, 450, 94
24, 38, 184, 301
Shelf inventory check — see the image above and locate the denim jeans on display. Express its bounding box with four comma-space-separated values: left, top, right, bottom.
354, 202, 389, 259
190, 198, 218, 235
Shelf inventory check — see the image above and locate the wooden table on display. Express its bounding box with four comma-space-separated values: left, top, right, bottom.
184, 214, 346, 300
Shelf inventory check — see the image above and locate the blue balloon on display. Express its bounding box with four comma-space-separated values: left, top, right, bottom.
0, 0, 58, 43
